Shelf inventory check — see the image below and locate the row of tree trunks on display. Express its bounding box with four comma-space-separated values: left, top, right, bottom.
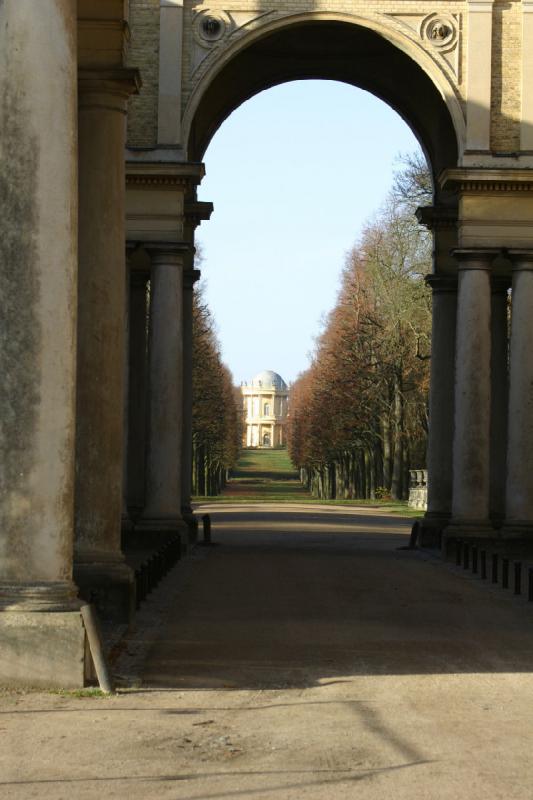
299, 431, 411, 502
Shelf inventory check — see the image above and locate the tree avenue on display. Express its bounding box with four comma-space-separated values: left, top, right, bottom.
192, 284, 241, 497
288, 155, 432, 502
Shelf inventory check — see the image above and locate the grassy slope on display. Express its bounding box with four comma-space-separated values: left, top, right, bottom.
193, 449, 423, 517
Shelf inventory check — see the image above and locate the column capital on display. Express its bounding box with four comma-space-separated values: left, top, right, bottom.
145, 241, 189, 266
425, 274, 458, 292
183, 268, 201, 289
507, 250, 533, 271
78, 67, 141, 113
452, 249, 500, 270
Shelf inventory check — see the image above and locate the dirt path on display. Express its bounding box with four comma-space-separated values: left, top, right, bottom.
2, 505, 533, 799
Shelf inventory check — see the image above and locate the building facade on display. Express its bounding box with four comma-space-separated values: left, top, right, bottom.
241, 371, 289, 448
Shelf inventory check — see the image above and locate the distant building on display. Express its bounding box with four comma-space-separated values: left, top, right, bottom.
240, 370, 289, 448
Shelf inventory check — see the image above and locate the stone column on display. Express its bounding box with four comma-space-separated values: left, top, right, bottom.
122, 252, 132, 534
490, 277, 510, 527
0, 0, 87, 687
421, 275, 457, 545
127, 265, 150, 518
446, 250, 496, 539
74, 68, 140, 624
139, 244, 188, 534
181, 266, 201, 530
502, 252, 533, 539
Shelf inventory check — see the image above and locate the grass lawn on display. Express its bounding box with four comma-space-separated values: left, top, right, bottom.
193, 449, 423, 518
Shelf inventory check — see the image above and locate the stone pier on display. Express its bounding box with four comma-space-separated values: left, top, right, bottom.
0, 0, 86, 687
74, 68, 140, 624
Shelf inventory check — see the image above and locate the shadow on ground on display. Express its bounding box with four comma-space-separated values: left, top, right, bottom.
122, 507, 533, 690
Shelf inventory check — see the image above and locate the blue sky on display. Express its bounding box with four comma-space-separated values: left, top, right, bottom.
197, 79, 420, 386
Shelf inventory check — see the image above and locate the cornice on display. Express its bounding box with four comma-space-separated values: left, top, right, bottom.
416, 205, 457, 230
185, 200, 214, 224
183, 268, 202, 289
425, 274, 458, 292
440, 168, 533, 193
126, 162, 206, 189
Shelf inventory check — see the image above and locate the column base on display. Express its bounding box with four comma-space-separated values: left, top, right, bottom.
0, 580, 81, 612
74, 553, 135, 625
419, 512, 451, 548
136, 514, 188, 534
444, 519, 495, 536
0, 610, 88, 689
490, 512, 505, 530
442, 520, 496, 556
121, 513, 134, 534
500, 520, 533, 540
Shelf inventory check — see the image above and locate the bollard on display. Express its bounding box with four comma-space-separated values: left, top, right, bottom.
463, 543, 470, 570
480, 550, 487, 580
502, 558, 509, 589
408, 520, 419, 549
455, 541, 462, 567
491, 554, 498, 584
514, 562, 522, 596
472, 546, 478, 574
528, 567, 533, 602
134, 568, 142, 608
203, 514, 211, 545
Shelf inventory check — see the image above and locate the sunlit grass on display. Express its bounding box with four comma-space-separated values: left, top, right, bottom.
192, 449, 423, 517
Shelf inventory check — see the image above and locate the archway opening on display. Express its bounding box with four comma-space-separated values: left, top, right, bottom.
187, 17, 460, 506
186, 18, 460, 180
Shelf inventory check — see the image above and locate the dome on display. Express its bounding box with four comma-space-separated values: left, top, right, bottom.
251, 370, 287, 390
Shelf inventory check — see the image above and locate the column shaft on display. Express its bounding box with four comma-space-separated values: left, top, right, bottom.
447, 251, 495, 537
122, 255, 132, 532
141, 246, 187, 532
181, 267, 201, 526
0, 0, 79, 610
490, 278, 510, 526
503, 253, 533, 537
0, 0, 88, 688
422, 276, 457, 545
127, 267, 150, 516
74, 70, 139, 623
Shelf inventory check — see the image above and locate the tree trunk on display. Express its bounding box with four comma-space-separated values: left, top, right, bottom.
391, 371, 404, 500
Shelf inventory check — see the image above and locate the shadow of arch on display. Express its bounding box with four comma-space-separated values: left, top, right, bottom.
184, 13, 462, 193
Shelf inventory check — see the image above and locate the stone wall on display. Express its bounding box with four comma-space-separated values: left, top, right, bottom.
490, 0, 521, 153
125, 0, 533, 163
126, 0, 468, 150
127, 0, 159, 147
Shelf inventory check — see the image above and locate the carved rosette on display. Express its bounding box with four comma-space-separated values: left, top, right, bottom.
420, 13, 458, 53
193, 10, 229, 46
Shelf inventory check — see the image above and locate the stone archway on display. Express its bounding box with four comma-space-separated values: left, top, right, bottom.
175, 14, 463, 546
4, 0, 533, 687
182, 13, 463, 180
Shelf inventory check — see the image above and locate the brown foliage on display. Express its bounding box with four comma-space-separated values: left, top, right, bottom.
288, 154, 432, 500
192, 283, 241, 496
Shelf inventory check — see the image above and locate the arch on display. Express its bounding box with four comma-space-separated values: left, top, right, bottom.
184, 12, 464, 181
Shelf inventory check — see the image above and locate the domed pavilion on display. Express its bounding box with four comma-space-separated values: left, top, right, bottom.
240, 370, 289, 448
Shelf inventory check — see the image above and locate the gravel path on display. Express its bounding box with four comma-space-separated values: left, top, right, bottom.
2, 505, 533, 799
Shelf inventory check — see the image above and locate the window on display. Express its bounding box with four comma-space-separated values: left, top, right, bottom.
264, 403, 270, 416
